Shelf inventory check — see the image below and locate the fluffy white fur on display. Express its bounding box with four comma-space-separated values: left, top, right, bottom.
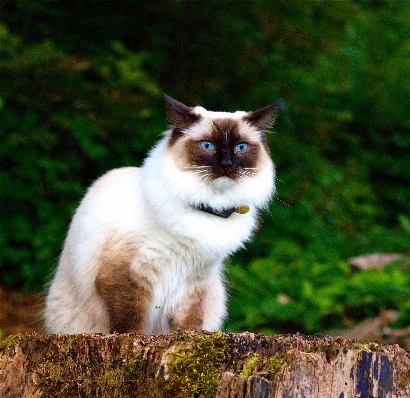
45, 106, 275, 335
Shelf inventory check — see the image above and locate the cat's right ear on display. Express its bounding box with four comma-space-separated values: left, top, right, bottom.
245, 101, 280, 132
164, 94, 200, 130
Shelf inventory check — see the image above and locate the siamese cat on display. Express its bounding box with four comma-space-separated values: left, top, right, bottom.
45, 94, 278, 334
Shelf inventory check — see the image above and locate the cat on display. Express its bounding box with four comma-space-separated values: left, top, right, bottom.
44, 94, 278, 335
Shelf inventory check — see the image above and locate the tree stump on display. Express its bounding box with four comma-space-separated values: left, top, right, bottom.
0, 331, 409, 397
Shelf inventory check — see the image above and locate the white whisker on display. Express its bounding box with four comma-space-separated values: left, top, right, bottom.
237, 174, 250, 184
273, 195, 290, 207
242, 170, 256, 178
183, 165, 211, 170
197, 174, 211, 188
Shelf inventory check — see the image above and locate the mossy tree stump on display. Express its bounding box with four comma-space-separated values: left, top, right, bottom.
1, 331, 409, 397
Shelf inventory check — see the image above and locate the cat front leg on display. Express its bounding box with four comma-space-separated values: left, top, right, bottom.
95, 260, 152, 334
201, 273, 227, 331
170, 271, 227, 332
170, 285, 206, 332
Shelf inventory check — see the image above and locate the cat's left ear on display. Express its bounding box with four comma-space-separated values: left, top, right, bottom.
164, 93, 200, 130
245, 101, 280, 131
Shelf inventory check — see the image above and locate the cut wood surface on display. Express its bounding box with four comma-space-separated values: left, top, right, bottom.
0, 331, 409, 398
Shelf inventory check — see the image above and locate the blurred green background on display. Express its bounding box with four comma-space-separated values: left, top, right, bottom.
1, 0, 409, 335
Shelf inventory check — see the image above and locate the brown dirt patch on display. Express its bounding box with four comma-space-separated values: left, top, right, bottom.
0, 286, 45, 337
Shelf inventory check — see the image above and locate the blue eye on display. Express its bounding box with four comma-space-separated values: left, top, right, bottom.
200, 141, 214, 151
235, 142, 248, 152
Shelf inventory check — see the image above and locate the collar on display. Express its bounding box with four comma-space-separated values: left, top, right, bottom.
194, 204, 250, 218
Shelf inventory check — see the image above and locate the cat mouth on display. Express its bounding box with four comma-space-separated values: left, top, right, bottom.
212, 166, 242, 180
185, 165, 243, 186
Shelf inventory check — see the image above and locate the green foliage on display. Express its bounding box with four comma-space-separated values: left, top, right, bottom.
226, 257, 410, 334
0, 22, 162, 289
1, 1, 409, 335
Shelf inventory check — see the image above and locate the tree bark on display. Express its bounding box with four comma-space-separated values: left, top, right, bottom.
0, 331, 409, 398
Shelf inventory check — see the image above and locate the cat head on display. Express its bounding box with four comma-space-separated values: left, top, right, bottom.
141, 95, 278, 221
163, 94, 278, 191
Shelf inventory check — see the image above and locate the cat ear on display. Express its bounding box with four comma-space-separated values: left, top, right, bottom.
245, 101, 280, 131
164, 93, 200, 130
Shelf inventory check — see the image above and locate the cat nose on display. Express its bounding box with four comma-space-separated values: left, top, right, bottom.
219, 152, 233, 169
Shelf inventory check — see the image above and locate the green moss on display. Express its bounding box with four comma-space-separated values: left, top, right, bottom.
36, 359, 82, 396
263, 354, 283, 379
0, 333, 33, 350
35, 356, 127, 398
301, 352, 316, 364
242, 352, 259, 379
163, 331, 229, 398
170, 330, 196, 342
121, 351, 146, 394
352, 341, 378, 351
